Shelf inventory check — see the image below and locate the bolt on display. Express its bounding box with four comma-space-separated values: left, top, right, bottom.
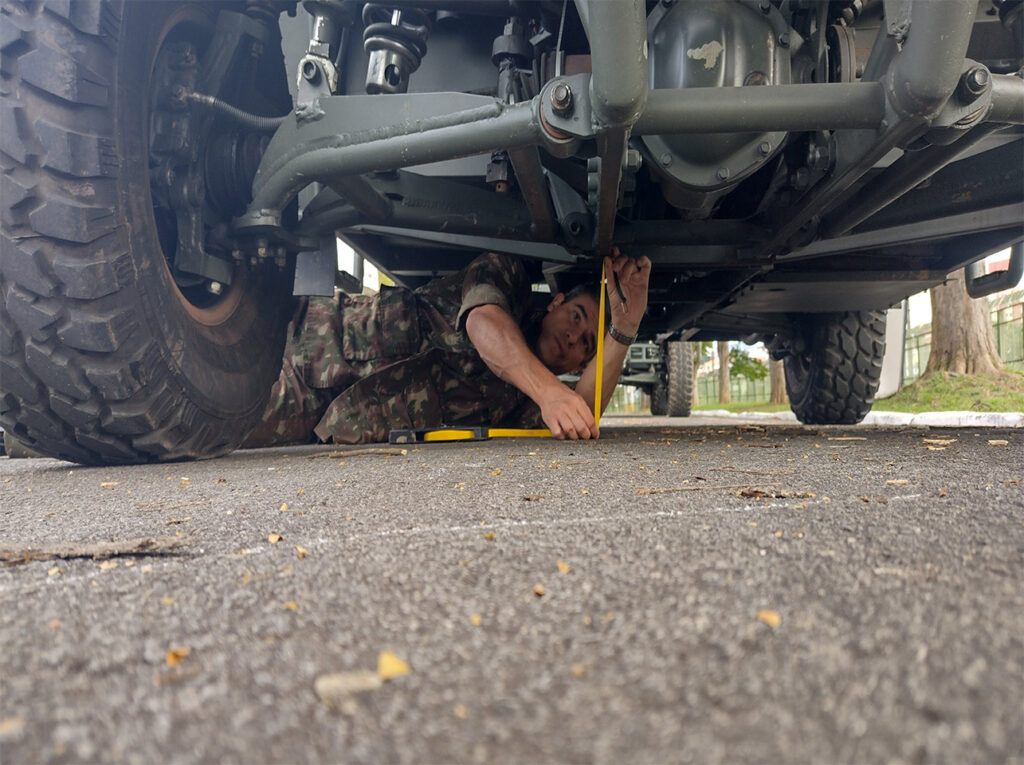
231, 249, 243, 261
660, 152, 673, 167
778, 32, 790, 48
206, 281, 223, 295
758, 141, 772, 156
550, 81, 573, 116
959, 65, 990, 101
256, 238, 269, 259
759, 0, 771, 12
301, 59, 321, 84
716, 167, 730, 181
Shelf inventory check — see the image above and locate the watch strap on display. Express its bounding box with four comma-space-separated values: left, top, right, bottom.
609, 324, 638, 345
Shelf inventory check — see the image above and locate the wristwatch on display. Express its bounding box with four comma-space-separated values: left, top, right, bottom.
609, 323, 638, 345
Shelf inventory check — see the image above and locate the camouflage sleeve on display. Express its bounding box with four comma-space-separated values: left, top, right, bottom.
456, 252, 531, 331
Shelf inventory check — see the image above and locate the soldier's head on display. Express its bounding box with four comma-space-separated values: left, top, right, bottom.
534, 283, 603, 375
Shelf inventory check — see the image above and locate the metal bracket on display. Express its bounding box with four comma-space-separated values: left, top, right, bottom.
884, 0, 913, 44
966, 241, 1023, 299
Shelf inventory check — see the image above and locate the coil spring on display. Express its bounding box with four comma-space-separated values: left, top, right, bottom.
362, 4, 431, 93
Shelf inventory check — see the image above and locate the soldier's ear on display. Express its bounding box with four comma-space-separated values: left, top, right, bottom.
547, 293, 565, 312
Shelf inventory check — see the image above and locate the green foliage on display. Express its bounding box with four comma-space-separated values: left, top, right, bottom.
729, 347, 768, 381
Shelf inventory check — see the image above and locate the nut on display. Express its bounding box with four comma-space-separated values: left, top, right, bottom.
550, 81, 573, 116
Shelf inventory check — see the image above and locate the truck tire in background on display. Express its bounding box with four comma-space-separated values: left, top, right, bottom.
664, 340, 693, 417
784, 310, 886, 425
0, 1, 293, 464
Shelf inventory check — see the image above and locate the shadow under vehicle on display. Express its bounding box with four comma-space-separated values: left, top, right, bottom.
1, 0, 1021, 464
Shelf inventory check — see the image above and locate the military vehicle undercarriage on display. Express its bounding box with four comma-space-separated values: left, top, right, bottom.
1, 0, 1021, 463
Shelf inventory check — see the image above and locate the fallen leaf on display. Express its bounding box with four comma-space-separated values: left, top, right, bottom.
268, 534, 283, 544
165, 646, 191, 667
773, 530, 783, 538
47, 567, 61, 577
490, 469, 502, 476
470, 613, 482, 626
98, 560, 118, 570
279, 503, 289, 512
988, 439, 1009, 446
48, 619, 61, 630
100, 482, 119, 489
0, 717, 25, 736
314, 670, 382, 710
453, 704, 469, 720
377, 651, 411, 680
828, 436, 866, 441
926, 445, 946, 451
557, 559, 570, 574
482, 533, 495, 541
885, 479, 909, 485
757, 609, 782, 628
570, 663, 586, 678
180, 480, 190, 487
522, 494, 545, 501
294, 545, 309, 559
282, 601, 299, 611
533, 582, 546, 597
923, 438, 956, 446
938, 487, 948, 498
159, 596, 176, 605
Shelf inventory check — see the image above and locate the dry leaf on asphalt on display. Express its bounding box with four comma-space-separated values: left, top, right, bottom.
923, 438, 956, 446
533, 582, 546, 597
314, 670, 382, 711
294, 545, 309, 559
470, 613, 482, 626
268, 534, 283, 544
377, 651, 411, 680
757, 609, 782, 628
165, 646, 191, 667
282, 601, 299, 611
885, 479, 909, 485
557, 559, 570, 574
988, 439, 1009, 446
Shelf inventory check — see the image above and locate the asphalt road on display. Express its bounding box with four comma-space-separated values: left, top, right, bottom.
1, 417, 1022, 764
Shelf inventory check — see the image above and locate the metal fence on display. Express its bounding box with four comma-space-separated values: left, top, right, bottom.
696, 373, 771, 403
903, 301, 1023, 383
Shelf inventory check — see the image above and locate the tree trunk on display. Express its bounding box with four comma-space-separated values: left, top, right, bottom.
769, 359, 787, 404
717, 341, 731, 404
923, 268, 1003, 377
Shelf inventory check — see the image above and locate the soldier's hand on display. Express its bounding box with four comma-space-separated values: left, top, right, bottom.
539, 384, 600, 440
605, 251, 652, 337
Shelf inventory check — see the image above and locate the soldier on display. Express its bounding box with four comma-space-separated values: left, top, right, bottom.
244, 250, 652, 445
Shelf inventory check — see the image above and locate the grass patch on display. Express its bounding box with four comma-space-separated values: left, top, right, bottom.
689, 371, 1024, 414
876, 370, 1024, 413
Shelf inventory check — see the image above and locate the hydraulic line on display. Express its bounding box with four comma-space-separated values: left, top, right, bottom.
186, 91, 288, 133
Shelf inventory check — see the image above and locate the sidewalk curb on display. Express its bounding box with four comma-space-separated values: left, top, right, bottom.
689, 410, 1024, 427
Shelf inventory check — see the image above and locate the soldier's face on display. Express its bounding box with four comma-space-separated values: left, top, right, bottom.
535, 293, 601, 374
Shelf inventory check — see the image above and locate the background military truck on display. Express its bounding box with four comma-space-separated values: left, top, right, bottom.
1, 0, 1021, 464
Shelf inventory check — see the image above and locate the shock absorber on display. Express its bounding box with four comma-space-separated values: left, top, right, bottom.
362, 4, 431, 94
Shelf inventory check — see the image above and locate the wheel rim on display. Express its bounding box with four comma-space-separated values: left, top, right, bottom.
145, 5, 255, 326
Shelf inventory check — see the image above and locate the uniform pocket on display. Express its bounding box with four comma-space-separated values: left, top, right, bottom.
341, 287, 421, 361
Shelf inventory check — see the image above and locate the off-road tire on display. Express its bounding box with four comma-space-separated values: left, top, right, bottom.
665, 340, 692, 417
0, 1, 293, 464
784, 310, 886, 425
650, 382, 667, 416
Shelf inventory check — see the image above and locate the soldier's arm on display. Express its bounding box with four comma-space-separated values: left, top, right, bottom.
465, 305, 598, 440
573, 254, 652, 416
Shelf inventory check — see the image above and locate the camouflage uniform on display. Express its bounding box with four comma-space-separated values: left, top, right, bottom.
245, 252, 545, 445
